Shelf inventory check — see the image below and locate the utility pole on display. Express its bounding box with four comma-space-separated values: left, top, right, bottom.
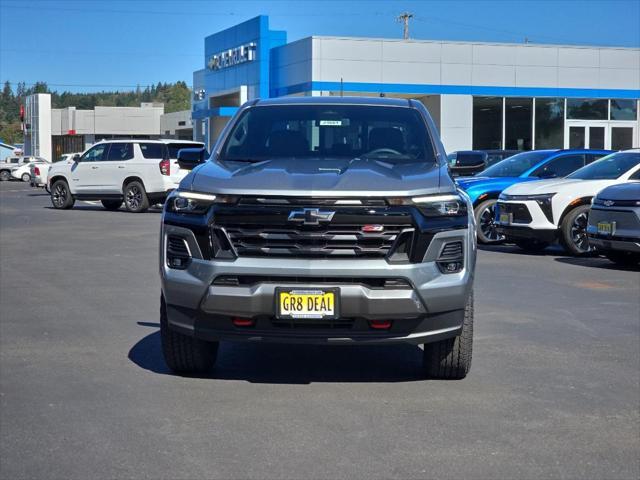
397, 12, 413, 40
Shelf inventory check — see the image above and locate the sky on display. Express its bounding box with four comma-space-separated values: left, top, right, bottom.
1, 0, 639, 93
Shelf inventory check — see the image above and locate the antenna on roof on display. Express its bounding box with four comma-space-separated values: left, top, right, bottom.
397, 12, 414, 40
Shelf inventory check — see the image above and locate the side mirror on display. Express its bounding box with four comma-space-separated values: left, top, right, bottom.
177, 148, 208, 170
72, 154, 81, 162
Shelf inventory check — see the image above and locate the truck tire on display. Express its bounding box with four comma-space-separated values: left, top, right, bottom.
423, 291, 473, 379
50, 180, 75, 209
101, 199, 122, 211
560, 204, 592, 256
123, 180, 149, 213
21, 173, 31, 182
160, 295, 219, 374
0, 170, 10, 181
514, 239, 549, 252
474, 199, 504, 244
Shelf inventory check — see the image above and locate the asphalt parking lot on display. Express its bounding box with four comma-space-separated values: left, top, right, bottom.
0, 180, 638, 479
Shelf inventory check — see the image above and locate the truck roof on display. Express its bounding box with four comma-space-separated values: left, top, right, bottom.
254, 96, 412, 107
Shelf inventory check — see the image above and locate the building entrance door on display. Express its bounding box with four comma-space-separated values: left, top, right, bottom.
565, 121, 637, 150
566, 122, 608, 149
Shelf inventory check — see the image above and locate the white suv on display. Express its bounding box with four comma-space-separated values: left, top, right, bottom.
48, 140, 179, 213
496, 150, 640, 255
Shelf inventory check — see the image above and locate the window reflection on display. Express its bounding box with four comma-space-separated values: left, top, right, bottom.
505, 98, 532, 150
535, 98, 564, 149
473, 97, 502, 149
567, 99, 608, 120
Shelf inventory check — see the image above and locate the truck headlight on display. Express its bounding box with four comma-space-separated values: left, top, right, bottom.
166, 191, 234, 214
410, 194, 468, 217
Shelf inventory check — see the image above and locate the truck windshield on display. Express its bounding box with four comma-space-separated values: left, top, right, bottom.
220, 104, 435, 163
478, 151, 552, 177
567, 151, 640, 180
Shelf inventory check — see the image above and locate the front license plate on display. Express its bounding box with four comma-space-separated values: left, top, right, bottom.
597, 222, 613, 235
276, 289, 338, 319
499, 213, 511, 225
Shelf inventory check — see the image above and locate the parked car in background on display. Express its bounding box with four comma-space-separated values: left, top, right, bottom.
448, 151, 488, 177
587, 181, 640, 265
0, 156, 35, 181
457, 149, 611, 243
11, 157, 48, 182
483, 149, 519, 166
159, 139, 205, 185
31, 153, 81, 190
496, 150, 640, 255
48, 140, 177, 213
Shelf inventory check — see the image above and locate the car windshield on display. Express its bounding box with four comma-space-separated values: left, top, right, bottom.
220, 104, 435, 163
478, 151, 552, 177
567, 151, 640, 180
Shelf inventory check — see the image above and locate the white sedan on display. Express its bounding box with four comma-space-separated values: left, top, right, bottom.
11, 158, 49, 182
496, 150, 640, 255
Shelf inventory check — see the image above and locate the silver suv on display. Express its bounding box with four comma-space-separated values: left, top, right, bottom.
159, 97, 476, 379
588, 181, 640, 265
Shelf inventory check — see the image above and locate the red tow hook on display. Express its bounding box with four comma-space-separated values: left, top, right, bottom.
369, 320, 392, 330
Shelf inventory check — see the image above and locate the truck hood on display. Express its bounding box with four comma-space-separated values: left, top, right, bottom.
185, 157, 452, 197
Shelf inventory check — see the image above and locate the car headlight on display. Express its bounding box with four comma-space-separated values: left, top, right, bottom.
389, 194, 468, 217
166, 191, 235, 214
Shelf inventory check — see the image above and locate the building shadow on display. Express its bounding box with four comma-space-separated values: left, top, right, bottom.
128, 324, 426, 384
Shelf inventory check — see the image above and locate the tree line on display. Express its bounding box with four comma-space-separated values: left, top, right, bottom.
0, 81, 191, 145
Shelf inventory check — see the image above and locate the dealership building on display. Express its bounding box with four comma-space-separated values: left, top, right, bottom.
192, 15, 640, 153
23, 94, 193, 161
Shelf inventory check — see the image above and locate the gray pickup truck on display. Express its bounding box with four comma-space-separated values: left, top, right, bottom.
159, 97, 476, 379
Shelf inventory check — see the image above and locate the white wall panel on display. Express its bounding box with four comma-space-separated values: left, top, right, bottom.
381, 62, 440, 84
599, 68, 640, 90
515, 66, 557, 88
472, 44, 517, 65
515, 46, 558, 66
315, 38, 382, 61
441, 63, 472, 85
441, 43, 473, 64
314, 59, 382, 82
381, 41, 441, 63
441, 94, 472, 128
472, 64, 515, 86
558, 48, 599, 67
599, 48, 640, 69
558, 67, 600, 88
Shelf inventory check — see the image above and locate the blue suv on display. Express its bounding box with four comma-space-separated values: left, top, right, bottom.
456, 149, 611, 243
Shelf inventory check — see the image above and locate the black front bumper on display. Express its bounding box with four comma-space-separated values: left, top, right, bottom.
166, 302, 464, 345
497, 225, 558, 243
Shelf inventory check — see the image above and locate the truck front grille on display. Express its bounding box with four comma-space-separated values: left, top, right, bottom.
213, 201, 414, 258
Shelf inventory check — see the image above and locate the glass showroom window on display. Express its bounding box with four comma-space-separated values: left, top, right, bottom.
505, 98, 532, 150
473, 97, 502, 149
610, 99, 638, 121
534, 98, 564, 149
567, 98, 608, 120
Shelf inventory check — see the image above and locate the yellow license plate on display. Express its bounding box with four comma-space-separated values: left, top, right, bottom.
499, 213, 511, 224
277, 289, 337, 319
597, 222, 612, 235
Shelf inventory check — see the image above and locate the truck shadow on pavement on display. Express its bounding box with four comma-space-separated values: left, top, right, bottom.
129, 325, 426, 383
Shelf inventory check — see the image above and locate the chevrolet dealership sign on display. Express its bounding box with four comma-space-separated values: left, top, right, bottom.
207, 43, 257, 71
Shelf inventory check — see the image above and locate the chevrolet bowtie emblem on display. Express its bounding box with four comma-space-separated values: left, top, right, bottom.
288, 208, 335, 225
